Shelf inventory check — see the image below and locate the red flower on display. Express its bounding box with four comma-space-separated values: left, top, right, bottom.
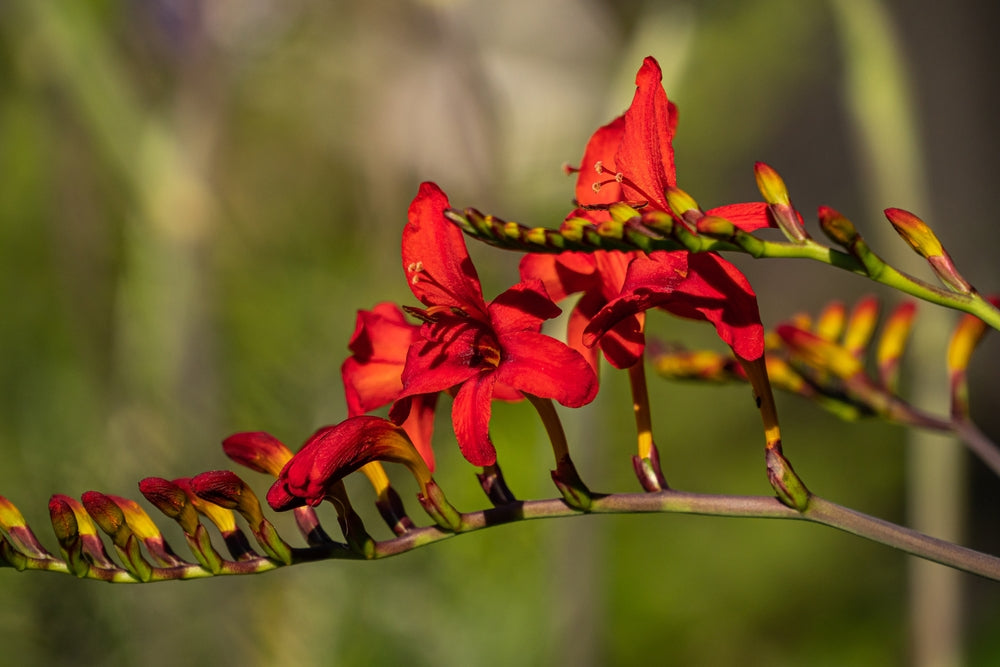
341, 302, 439, 470
395, 182, 598, 467
519, 250, 642, 370
266, 416, 430, 511
554, 56, 767, 362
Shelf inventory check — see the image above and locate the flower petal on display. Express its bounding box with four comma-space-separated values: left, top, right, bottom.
452, 372, 498, 466
616, 56, 678, 210
399, 393, 439, 472
398, 325, 481, 398
341, 303, 418, 417
574, 115, 626, 209
267, 417, 429, 510
495, 331, 598, 408
706, 201, 773, 233
663, 253, 764, 361
488, 280, 561, 337
402, 182, 487, 316
519, 252, 598, 303
584, 251, 765, 361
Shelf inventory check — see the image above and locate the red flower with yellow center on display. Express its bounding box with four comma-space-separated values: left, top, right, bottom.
393, 182, 598, 467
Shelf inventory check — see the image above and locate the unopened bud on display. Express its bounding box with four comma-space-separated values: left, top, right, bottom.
815, 300, 847, 342
876, 301, 917, 391
842, 296, 880, 357
818, 206, 859, 248
223, 432, 294, 477
754, 162, 790, 206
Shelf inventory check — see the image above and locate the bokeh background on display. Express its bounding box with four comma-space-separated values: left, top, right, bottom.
2, 0, 999, 665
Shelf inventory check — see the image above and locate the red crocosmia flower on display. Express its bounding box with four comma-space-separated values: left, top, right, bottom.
267, 416, 430, 511
395, 182, 598, 467
574, 56, 771, 231
552, 56, 768, 362
583, 250, 765, 361
341, 302, 439, 470
519, 250, 644, 370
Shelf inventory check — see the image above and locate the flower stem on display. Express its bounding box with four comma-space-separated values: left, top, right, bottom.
628, 361, 668, 491
366, 489, 1000, 580
525, 393, 594, 510
628, 361, 655, 461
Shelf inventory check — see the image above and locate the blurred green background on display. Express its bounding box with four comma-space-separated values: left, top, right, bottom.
2, 0, 999, 665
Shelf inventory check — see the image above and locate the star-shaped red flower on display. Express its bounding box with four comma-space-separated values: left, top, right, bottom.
394, 182, 598, 467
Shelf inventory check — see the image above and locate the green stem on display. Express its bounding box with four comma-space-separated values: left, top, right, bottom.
368, 490, 1000, 580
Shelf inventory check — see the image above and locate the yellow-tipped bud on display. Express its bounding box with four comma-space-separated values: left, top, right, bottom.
665, 186, 701, 219
884, 208, 972, 293
884, 208, 943, 257
818, 206, 859, 248
815, 300, 847, 342
947, 309, 990, 376
876, 301, 917, 390
777, 325, 864, 379
754, 161, 791, 206
695, 215, 736, 237
842, 296, 880, 357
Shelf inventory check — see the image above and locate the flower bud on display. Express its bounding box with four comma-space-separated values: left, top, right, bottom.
876, 301, 917, 391
267, 417, 433, 512
0, 495, 50, 561
222, 432, 294, 477
777, 325, 863, 380
81, 491, 153, 582
665, 186, 703, 226
884, 208, 972, 294
818, 206, 859, 248
815, 300, 847, 342
191, 471, 292, 565
842, 296, 880, 357
754, 162, 790, 206
946, 296, 998, 418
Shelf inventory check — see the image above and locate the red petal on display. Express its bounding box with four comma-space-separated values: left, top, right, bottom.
615, 57, 678, 210
664, 253, 765, 361
267, 417, 417, 510
705, 201, 773, 233
488, 280, 561, 337
574, 115, 626, 209
402, 182, 487, 316
398, 334, 480, 398
452, 372, 498, 466
519, 252, 598, 303
399, 393, 438, 472
495, 331, 598, 408
583, 251, 764, 361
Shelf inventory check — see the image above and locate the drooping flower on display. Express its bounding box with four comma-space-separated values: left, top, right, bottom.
341, 302, 439, 470
395, 182, 598, 467
266, 416, 431, 511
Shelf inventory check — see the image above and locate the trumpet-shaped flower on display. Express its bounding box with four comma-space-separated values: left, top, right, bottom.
341, 302, 439, 470
395, 182, 598, 467
560, 56, 767, 362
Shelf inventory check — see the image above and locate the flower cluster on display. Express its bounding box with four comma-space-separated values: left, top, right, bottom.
229, 55, 795, 522
4, 54, 1000, 584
